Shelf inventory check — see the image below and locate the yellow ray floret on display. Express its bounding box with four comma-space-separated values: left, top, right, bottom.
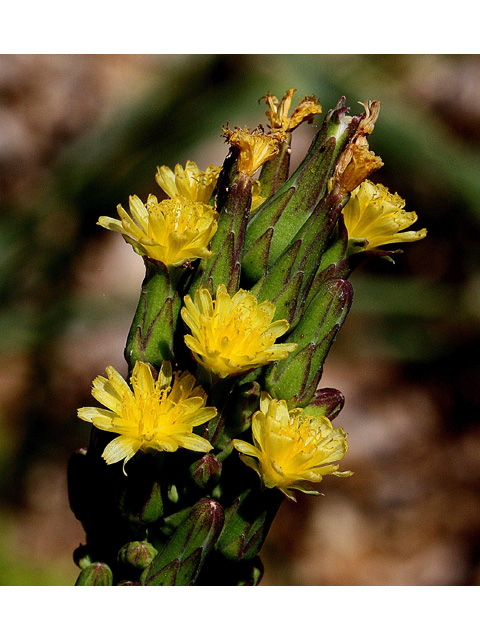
181, 284, 297, 379
261, 88, 322, 137
97, 194, 218, 267
342, 179, 427, 249
155, 161, 221, 204
223, 125, 279, 177
77, 361, 215, 471
232, 392, 352, 500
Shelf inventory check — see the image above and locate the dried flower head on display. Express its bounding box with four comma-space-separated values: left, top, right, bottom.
261, 88, 322, 138
181, 284, 297, 379
334, 100, 383, 194
78, 361, 215, 472
223, 125, 279, 177
232, 393, 352, 500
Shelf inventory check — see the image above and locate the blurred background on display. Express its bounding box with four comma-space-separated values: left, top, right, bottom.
0, 53, 479, 586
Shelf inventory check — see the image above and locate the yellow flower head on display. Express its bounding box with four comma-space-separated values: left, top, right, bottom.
261, 88, 322, 137
232, 393, 352, 500
97, 194, 218, 267
342, 179, 427, 249
78, 360, 216, 471
155, 161, 221, 204
223, 125, 279, 177
181, 284, 297, 379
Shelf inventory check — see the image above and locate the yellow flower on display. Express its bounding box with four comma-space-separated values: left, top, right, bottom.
342, 179, 427, 249
262, 88, 322, 137
232, 393, 352, 500
77, 361, 216, 471
181, 284, 297, 379
223, 125, 279, 177
155, 161, 221, 204
97, 194, 218, 267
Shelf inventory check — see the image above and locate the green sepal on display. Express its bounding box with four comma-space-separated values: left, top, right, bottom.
75, 562, 113, 586
215, 488, 283, 562
258, 134, 292, 199
124, 258, 181, 371
142, 498, 224, 586
254, 188, 344, 326
251, 238, 301, 298
194, 231, 235, 297
190, 160, 253, 296
241, 228, 274, 282
303, 387, 345, 421
243, 98, 362, 283
304, 214, 350, 308
265, 278, 353, 407
268, 271, 304, 325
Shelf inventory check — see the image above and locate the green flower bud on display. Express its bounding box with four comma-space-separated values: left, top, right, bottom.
258, 134, 292, 200
75, 562, 113, 586
243, 98, 362, 284
124, 259, 181, 372
265, 278, 353, 407
304, 387, 345, 422
215, 488, 283, 562
143, 498, 224, 586
189, 454, 222, 491
118, 541, 158, 571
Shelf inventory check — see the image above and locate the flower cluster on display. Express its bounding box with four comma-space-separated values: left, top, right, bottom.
72, 87, 427, 587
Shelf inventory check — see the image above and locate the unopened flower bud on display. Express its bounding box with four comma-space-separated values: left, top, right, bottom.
189, 454, 222, 490
118, 541, 158, 571
75, 562, 113, 586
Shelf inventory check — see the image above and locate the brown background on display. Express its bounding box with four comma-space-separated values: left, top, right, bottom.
0, 54, 479, 585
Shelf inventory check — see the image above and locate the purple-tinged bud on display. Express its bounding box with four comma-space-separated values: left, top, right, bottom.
75, 562, 113, 586
143, 498, 224, 586
118, 541, 158, 571
189, 454, 222, 490
305, 388, 345, 421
